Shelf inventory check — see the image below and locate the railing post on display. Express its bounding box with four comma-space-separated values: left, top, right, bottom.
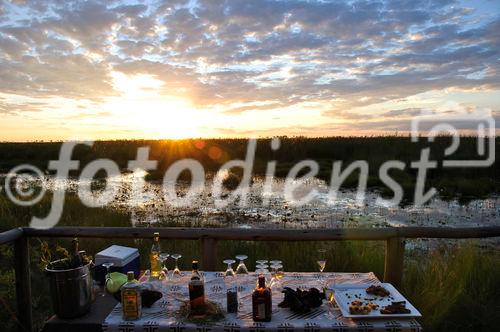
383, 237, 405, 288
201, 237, 217, 271
14, 236, 33, 332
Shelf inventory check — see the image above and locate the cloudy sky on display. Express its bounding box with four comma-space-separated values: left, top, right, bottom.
0, 0, 499, 141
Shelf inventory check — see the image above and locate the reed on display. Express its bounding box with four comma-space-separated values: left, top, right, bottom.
0, 137, 498, 203
0, 192, 498, 331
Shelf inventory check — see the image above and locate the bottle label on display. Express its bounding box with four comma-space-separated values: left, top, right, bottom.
189, 286, 205, 300
257, 303, 265, 319
150, 252, 161, 278
122, 290, 139, 318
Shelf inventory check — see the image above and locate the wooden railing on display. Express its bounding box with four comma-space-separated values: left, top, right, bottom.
1, 225, 500, 332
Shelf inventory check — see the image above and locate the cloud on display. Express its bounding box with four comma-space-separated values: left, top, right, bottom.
0, 0, 499, 138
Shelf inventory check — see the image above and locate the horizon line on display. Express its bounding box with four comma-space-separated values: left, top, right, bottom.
0, 133, 496, 144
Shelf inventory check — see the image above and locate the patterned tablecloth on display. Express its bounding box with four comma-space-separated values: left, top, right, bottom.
103, 272, 422, 332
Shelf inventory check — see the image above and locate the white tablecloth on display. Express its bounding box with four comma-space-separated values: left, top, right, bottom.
103, 272, 422, 331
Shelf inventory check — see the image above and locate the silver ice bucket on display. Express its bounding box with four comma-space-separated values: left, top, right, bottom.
45, 260, 93, 319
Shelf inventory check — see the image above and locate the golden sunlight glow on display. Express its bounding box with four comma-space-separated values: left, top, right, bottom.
105, 72, 203, 139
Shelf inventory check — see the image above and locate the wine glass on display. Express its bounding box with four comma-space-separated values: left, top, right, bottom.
317, 249, 327, 286
255, 265, 269, 275
255, 263, 269, 275
235, 255, 248, 274
171, 253, 182, 278
223, 259, 236, 277
324, 288, 337, 318
159, 253, 169, 280
269, 264, 278, 287
274, 263, 284, 280
270, 263, 284, 289
140, 269, 151, 283
102, 262, 114, 296
256, 260, 268, 272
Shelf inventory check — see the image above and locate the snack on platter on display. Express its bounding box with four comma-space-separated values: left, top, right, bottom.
348, 300, 379, 315
365, 285, 390, 297
332, 283, 421, 318
380, 301, 411, 314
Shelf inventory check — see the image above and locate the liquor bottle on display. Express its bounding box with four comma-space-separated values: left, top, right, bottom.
226, 274, 238, 313
252, 275, 272, 322
226, 284, 238, 313
150, 232, 161, 279
188, 260, 205, 311
121, 271, 142, 320
70, 238, 83, 268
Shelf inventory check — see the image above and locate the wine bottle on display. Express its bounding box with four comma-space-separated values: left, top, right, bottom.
188, 260, 205, 311
252, 275, 272, 322
121, 271, 142, 320
150, 232, 161, 279
70, 238, 83, 268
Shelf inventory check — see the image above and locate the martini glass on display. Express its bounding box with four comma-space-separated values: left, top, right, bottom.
171, 253, 182, 278
223, 259, 236, 277
159, 252, 169, 281
235, 255, 249, 274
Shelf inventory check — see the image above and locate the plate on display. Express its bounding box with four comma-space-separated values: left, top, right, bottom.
330, 283, 421, 318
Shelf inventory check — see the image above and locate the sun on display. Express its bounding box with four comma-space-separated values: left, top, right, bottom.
104, 72, 202, 139
118, 97, 201, 139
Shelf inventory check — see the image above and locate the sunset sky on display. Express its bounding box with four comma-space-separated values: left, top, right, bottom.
0, 0, 499, 141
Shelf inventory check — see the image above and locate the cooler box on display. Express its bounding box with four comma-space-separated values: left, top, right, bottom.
94, 245, 140, 285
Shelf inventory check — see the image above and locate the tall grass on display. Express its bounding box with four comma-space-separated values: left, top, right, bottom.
0, 137, 498, 203
404, 243, 500, 331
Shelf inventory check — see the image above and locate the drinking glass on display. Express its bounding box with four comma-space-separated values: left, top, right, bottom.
255, 263, 269, 274
269, 264, 278, 288
171, 253, 182, 278
269, 260, 282, 266
140, 269, 151, 283
223, 259, 236, 277
317, 249, 327, 286
324, 288, 337, 318
270, 263, 284, 289
256, 260, 268, 273
235, 255, 249, 274
159, 252, 170, 280
274, 263, 284, 280
102, 262, 114, 296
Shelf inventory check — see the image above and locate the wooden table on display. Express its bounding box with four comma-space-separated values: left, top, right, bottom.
41, 293, 118, 332
42, 272, 421, 332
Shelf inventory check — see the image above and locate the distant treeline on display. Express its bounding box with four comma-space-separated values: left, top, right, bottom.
0, 137, 498, 203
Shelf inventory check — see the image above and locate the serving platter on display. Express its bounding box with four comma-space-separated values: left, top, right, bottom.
330, 283, 422, 319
